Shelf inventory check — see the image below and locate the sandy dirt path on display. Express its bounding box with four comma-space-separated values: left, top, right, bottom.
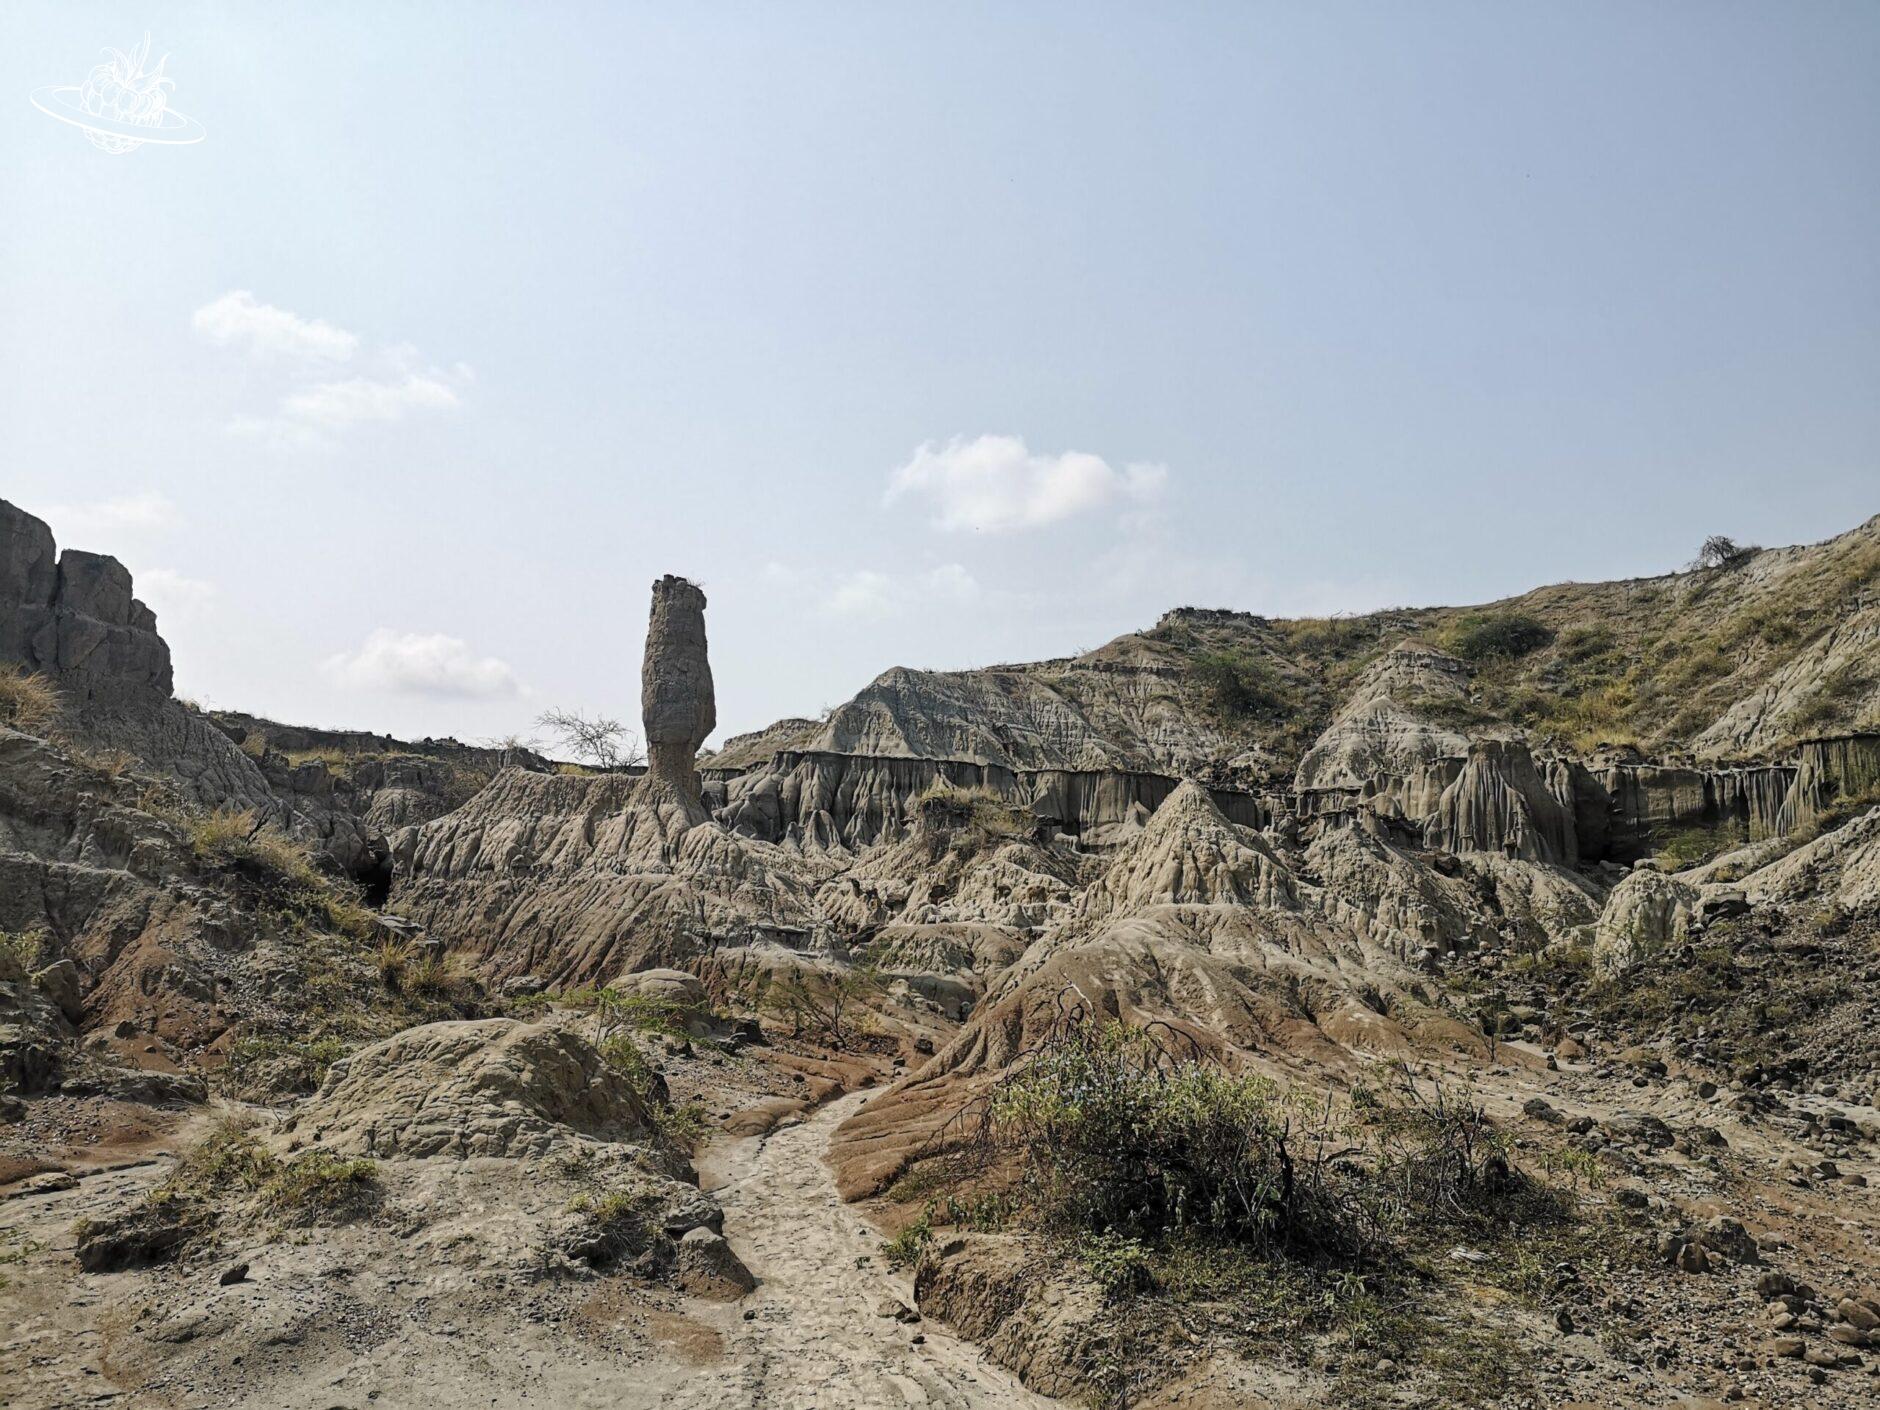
673, 1088, 1056, 1409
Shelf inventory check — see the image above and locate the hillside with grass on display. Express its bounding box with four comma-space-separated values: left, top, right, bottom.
710, 517, 1880, 789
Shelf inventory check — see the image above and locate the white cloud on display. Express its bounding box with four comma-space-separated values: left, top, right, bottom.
194, 293, 466, 446
136, 568, 216, 621
826, 570, 897, 619
824, 563, 981, 619
192, 290, 358, 362
281, 372, 462, 429
43, 491, 180, 542
324, 629, 526, 700
885, 434, 1168, 533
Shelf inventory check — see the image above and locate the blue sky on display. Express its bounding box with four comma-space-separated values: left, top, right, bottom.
4, 2, 1876, 745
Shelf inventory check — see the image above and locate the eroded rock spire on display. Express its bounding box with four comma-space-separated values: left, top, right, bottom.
640, 575, 715, 811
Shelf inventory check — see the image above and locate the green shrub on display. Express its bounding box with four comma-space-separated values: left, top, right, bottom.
158, 1123, 379, 1229
596, 1032, 709, 1151
0, 928, 47, 972
1189, 650, 1290, 722
986, 1022, 1299, 1244
1652, 823, 1746, 872
1076, 1231, 1154, 1298
569, 1186, 655, 1229
258, 1150, 381, 1225
0, 665, 61, 734
1438, 613, 1554, 662
882, 1207, 934, 1269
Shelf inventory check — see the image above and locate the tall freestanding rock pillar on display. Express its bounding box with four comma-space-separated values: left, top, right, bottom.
640, 575, 715, 812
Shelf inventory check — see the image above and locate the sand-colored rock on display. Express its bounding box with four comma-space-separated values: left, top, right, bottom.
288, 1018, 663, 1160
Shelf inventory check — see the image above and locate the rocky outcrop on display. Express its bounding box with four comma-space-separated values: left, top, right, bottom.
0, 501, 171, 707
1426, 738, 1577, 864
0, 501, 381, 874
1080, 780, 1297, 917
640, 575, 715, 815
707, 749, 1270, 851
1600, 759, 1797, 857
1592, 868, 1698, 976
287, 1018, 664, 1160
1294, 642, 1475, 822
914, 1234, 1109, 1401
705, 611, 1274, 786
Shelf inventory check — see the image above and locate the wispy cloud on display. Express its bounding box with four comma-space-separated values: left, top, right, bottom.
281, 371, 462, 428
192, 290, 358, 362
43, 491, 180, 543
136, 568, 217, 621
193, 291, 467, 446
885, 434, 1167, 533
324, 628, 526, 700
824, 562, 981, 619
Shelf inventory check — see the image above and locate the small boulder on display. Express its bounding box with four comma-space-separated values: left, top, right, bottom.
611, 968, 709, 1010
674, 1226, 754, 1299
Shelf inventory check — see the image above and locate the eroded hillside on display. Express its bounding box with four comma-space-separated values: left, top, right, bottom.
4, 497, 1880, 1410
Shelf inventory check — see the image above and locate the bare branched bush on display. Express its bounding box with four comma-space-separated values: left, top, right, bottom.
1692, 535, 1758, 571
535, 707, 644, 771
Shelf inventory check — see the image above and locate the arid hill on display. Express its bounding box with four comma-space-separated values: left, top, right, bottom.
4, 497, 1880, 1409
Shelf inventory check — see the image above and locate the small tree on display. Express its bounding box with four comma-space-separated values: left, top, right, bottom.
759, 965, 882, 1049
1693, 535, 1756, 571
535, 707, 644, 771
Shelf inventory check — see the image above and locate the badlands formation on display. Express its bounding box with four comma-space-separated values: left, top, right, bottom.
3, 495, 1880, 1408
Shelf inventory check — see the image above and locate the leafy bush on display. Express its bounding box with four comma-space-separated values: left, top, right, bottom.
881, 1206, 934, 1269
1438, 613, 1554, 662
0, 665, 61, 734
756, 965, 883, 1050
0, 928, 47, 973
596, 1031, 709, 1152
1076, 1231, 1154, 1298
1189, 650, 1290, 722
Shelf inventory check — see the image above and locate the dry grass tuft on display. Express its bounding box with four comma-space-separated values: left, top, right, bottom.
0, 665, 61, 734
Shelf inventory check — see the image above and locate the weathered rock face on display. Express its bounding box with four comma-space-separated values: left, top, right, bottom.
640, 575, 715, 810
1080, 780, 1297, 917
0, 501, 172, 706
1294, 643, 1474, 819
706, 749, 1271, 852
1774, 733, 1880, 837
1426, 738, 1577, 864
